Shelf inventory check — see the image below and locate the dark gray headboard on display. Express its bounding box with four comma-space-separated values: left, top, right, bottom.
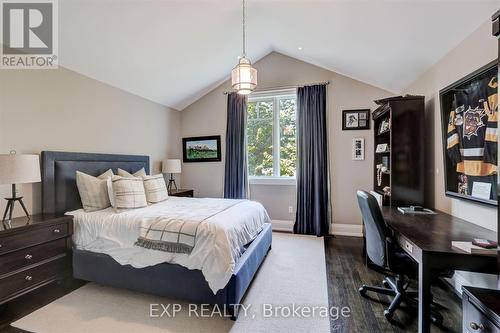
41, 151, 150, 215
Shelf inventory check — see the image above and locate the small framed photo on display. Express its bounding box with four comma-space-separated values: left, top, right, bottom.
182, 135, 222, 162
342, 109, 370, 130
352, 138, 365, 160
376, 143, 389, 153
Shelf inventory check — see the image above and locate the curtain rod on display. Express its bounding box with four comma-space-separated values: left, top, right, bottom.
222, 81, 330, 95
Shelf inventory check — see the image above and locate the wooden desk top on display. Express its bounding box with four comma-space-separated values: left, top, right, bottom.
381, 207, 498, 255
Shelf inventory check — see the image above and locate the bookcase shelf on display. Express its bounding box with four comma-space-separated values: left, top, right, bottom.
372, 95, 425, 207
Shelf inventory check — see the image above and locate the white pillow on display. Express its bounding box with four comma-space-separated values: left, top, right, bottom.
76, 169, 114, 212
142, 174, 169, 204
117, 167, 147, 177
110, 175, 148, 210
107, 177, 116, 207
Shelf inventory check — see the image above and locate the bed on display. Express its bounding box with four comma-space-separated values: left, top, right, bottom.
41, 151, 272, 319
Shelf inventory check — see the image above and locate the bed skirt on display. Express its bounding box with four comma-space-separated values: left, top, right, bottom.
72, 223, 272, 319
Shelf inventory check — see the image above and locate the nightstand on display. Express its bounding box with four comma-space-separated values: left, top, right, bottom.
169, 189, 194, 197
0, 214, 73, 305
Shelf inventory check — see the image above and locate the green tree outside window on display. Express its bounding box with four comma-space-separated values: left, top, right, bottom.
247, 94, 296, 177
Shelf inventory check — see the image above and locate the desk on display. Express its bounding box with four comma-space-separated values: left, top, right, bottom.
381, 207, 498, 333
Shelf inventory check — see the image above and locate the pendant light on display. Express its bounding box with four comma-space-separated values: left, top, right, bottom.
231, 0, 257, 95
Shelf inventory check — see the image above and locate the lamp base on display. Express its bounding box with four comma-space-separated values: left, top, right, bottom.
167, 174, 178, 194
2, 197, 30, 225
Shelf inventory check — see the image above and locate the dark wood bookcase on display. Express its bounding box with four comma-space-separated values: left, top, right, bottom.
372, 95, 425, 206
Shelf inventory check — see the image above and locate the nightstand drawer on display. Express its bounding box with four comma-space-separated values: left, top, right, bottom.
0, 256, 70, 302
0, 238, 68, 277
464, 295, 500, 333
0, 222, 69, 255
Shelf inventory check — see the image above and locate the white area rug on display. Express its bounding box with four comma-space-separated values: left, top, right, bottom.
12, 232, 329, 333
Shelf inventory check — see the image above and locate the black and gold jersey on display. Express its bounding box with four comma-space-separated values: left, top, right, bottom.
446, 75, 498, 177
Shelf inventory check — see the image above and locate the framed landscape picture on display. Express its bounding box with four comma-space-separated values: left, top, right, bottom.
182, 135, 222, 162
342, 109, 370, 130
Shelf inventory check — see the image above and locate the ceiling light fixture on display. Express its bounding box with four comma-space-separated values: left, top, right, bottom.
298, 47, 303, 51
231, 0, 257, 95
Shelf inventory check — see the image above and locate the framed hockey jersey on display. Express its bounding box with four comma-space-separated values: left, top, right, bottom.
440, 60, 498, 206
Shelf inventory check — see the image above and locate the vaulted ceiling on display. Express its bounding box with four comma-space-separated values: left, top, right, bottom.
59, 0, 499, 110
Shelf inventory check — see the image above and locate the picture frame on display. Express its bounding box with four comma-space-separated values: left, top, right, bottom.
352, 138, 365, 160
182, 135, 222, 163
439, 60, 498, 206
376, 143, 389, 153
378, 117, 391, 134
342, 109, 370, 130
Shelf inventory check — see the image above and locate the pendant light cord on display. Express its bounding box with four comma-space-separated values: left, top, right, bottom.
242, 0, 246, 57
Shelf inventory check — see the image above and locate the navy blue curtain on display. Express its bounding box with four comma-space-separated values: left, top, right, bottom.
224, 93, 248, 199
294, 84, 329, 236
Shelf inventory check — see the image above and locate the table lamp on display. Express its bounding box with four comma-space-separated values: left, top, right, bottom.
162, 159, 181, 193
0, 152, 41, 223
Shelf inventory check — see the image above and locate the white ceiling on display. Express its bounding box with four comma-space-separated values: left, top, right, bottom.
59, 0, 499, 110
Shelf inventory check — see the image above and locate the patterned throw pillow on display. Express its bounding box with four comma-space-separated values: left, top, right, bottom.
111, 175, 148, 210
142, 174, 169, 203
76, 169, 114, 212
117, 167, 147, 177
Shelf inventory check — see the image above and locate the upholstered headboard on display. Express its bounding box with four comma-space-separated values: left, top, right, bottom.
41, 151, 150, 215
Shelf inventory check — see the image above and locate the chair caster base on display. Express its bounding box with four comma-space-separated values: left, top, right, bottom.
383, 309, 393, 321
431, 312, 443, 326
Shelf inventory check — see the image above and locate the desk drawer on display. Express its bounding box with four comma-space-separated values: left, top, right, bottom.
0, 238, 68, 277
463, 296, 500, 333
0, 256, 69, 302
0, 222, 69, 255
396, 235, 415, 256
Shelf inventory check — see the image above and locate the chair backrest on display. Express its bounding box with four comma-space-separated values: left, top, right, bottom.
356, 190, 388, 268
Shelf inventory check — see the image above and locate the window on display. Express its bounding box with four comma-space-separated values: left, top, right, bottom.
247, 89, 297, 180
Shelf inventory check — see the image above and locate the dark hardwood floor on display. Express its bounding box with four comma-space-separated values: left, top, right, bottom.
0, 278, 85, 333
0, 235, 462, 333
325, 236, 462, 333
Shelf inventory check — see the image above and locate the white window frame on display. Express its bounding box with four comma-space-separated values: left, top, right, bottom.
247, 88, 297, 185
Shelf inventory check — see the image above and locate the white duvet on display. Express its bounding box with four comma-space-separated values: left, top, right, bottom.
66, 197, 270, 293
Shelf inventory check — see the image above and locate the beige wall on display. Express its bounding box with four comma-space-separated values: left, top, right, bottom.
249, 184, 296, 221
403, 19, 498, 290
404, 20, 497, 232
181, 52, 392, 227
0, 67, 181, 218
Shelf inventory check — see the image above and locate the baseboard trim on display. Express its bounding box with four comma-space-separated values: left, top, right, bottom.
271, 221, 364, 236
330, 223, 363, 237
271, 220, 294, 232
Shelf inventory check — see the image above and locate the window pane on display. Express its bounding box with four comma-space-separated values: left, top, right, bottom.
247, 100, 274, 176
279, 97, 296, 177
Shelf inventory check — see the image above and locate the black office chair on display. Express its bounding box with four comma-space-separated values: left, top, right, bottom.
356, 190, 443, 324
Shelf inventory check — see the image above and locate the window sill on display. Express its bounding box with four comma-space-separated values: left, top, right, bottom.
249, 177, 296, 186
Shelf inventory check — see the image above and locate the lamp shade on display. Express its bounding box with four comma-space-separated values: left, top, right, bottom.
0, 154, 41, 185
162, 159, 181, 174
231, 57, 257, 95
